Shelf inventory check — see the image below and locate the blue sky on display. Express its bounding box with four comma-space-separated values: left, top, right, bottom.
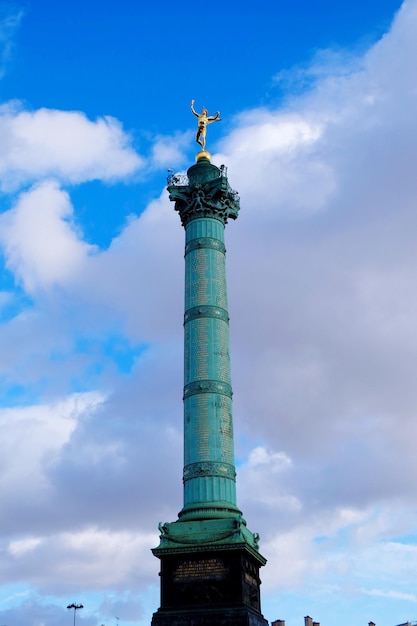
0, 1, 416, 626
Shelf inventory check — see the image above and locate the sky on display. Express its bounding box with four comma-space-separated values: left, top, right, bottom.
0, 1, 416, 626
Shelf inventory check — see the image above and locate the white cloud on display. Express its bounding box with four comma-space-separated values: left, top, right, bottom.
363, 588, 417, 602
0, 104, 143, 190
150, 131, 192, 168
0, 181, 94, 293
23, 528, 158, 591
1, 527, 158, 592
260, 505, 417, 599
0, 392, 104, 501
273, 48, 363, 93
247, 446, 293, 470
0, 8, 24, 79
8, 538, 42, 557
238, 446, 300, 514
215, 111, 335, 218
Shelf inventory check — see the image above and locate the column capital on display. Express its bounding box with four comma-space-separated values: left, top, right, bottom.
167, 160, 240, 227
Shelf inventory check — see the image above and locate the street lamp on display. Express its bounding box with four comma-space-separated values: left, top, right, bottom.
67, 603, 84, 626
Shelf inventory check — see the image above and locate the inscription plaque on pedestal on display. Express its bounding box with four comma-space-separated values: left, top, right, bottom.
174, 558, 228, 582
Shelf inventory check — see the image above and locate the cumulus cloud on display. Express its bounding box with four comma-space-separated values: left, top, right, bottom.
216, 110, 335, 218
0, 393, 104, 512
1, 528, 157, 593
237, 446, 301, 516
0, 181, 94, 293
0, 104, 143, 190
150, 131, 192, 168
0, 376, 182, 592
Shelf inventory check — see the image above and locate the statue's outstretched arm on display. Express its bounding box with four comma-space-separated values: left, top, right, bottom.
207, 112, 221, 123
190, 99, 199, 118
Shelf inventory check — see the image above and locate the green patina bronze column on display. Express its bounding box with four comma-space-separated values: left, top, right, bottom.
179, 157, 240, 521
151, 103, 268, 626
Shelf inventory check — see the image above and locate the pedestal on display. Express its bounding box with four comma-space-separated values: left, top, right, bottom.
151, 546, 269, 626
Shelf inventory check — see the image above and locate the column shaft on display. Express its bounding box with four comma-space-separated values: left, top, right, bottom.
182, 217, 237, 512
